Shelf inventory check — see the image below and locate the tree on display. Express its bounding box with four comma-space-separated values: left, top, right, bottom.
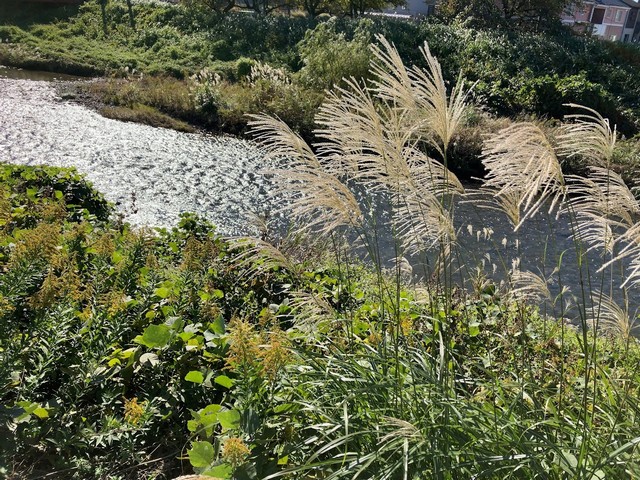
297, 0, 332, 18
498, 0, 573, 29
438, 0, 503, 27
181, 0, 236, 13
100, 0, 108, 36
125, 0, 136, 30
439, 0, 574, 30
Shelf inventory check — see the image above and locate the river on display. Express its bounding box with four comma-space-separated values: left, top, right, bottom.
0, 67, 634, 318
0, 67, 273, 236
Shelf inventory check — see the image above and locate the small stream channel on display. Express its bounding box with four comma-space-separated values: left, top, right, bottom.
0, 67, 635, 318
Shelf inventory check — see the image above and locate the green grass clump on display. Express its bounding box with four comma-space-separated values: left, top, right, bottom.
99, 104, 197, 132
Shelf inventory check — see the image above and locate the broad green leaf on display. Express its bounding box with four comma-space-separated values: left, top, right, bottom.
121, 348, 137, 359
185, 371, 204, 384
192, 403, 222, 436
179, 332, 195, 342
135, 324, 171, 348
201, 404, 223, 416
214, 375, 234, 389
16, 401, 48, 421
210, 315, 225, 335
111, 250, 124, 264
469, 322, 480, 337
218, 409, 240, 430
33, 407, 49, 419
202, 463, 233, 479
212, 289, 224, 299
154, 287, 171, 299
187, 441, 215, 468
187, 419, 199, 433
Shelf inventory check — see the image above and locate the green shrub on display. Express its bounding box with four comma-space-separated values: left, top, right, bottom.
296, 18, 373, 89
0, 162, 333, 478
0, 164, 111, 226
0, 25, 27, 42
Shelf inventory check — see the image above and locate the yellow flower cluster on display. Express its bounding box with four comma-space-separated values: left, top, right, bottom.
123, 397, 147, 426
9, 222, 61, 267
180, 237, 219, 271
222, 437, 250, 468
260, 329, 289, 381
0, 294, 14, 316
29, 253, 86, 309
225, 318, 261, 371
225, 318, 291, 382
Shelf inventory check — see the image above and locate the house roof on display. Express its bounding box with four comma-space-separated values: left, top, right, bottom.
596, 0, 632, 8
620, 0, 640, 8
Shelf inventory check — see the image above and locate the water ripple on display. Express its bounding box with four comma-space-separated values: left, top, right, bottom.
0, 76, 275, 235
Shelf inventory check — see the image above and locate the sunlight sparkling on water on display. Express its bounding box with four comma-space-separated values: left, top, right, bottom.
0, 75, 275, 236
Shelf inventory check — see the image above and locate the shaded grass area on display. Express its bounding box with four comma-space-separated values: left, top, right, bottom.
0, 1, 315, 78
72, 72, 323, 140
99, 104, 197, 132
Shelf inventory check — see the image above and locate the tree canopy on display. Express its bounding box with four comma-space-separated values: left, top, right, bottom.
439, 0, 575, 30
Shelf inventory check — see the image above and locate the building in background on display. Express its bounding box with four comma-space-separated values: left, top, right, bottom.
381, 0, 436, 19
562, 0, 639, 42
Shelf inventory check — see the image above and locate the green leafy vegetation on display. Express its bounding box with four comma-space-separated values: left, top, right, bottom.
3, 37, 640, 479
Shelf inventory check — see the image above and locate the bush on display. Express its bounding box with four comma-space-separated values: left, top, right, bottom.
510, 71, 616, 119
296, 18, 373, 89
0, 164, 112, 226
0, 164, 294, 478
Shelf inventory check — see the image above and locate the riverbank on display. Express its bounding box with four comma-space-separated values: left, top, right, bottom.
59, 78, 199, 133
57, 74, 640, 183
4, 1, 640, 136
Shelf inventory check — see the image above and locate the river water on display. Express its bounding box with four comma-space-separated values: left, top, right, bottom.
0, 67, 273, 236
0, 67, 634, 317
